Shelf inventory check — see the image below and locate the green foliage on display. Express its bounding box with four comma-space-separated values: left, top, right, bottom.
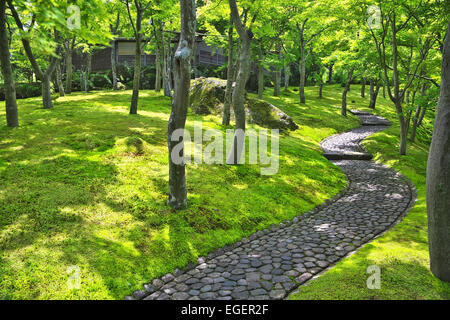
0, 82, 41, 101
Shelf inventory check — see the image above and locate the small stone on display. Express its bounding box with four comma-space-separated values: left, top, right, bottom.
152, 279, 163, 288
132, 290, 147, 300
269, 289, 286, 300
172, 292, 189, 300
296, 273, 313, 284
162, 273, 174, 283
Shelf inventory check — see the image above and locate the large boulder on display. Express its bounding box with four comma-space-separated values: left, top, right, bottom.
190, 77, 227, 115
245, 99, 299, 131
190, 77, 298, 131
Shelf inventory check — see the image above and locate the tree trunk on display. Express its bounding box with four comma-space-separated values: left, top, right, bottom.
284, 64, 290, 91
227, 0, 251, 165
130, 11, 142, 115
155, 43, 162, 92
299, 44, 306, 103
341, 69, 353, 116
273, 45, 281, 97
327, 63, 333, 84
319, 82, 323, 98
162, 25, 173, 97
110, 13, 120, 91
55, 62, 65, 97
426, 20, 450, 282
167, 0, 196, 209
42, 73, 53, 109
257, 46, 264, 99
222, 16, 234, 125
84, 51, 91, 93
65, 41, 73, 94
368, 83, 380, 109
0, 0, 18, 127
111, 40, 118, 90
361, 77, 366, 97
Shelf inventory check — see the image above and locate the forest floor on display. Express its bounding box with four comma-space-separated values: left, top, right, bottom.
0, 84, 448, 299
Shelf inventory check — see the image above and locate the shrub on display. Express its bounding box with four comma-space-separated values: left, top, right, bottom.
0, 82, 41, 101
90, 72, 112, 89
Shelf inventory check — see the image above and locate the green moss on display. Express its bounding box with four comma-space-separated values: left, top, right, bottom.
2, 85, 440, 300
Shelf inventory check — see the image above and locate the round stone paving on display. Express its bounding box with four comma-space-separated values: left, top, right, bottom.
126, 111, 416, 300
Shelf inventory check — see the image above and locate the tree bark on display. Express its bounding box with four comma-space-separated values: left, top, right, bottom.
167, 0, 196, 209
162, 24, 173, 97
130, 10, 142, 114
226, 0, 251, 165
64, 39, 74, 94
361, 77, 366, 97
319, 82, 323, 98
426, 20, 450, 282
222, 16, 234, 125
284, 64, 290, 91
327, 63, 333, 84
0, 0, 18, 127
299, 44, 306, 103
111, 40, 118, 90
155, 42, 162, 92
341, 69, 353, 116
257, 45, 264, 99
55, 62, 65, 97
84, 50, 92, 93
110, 13, 120, 90
368, 82, 380, 109
273, 45, 281, 97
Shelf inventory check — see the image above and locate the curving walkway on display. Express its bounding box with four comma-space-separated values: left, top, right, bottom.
126, 110, 416, 300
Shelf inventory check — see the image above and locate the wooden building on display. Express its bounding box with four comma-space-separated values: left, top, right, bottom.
73, 37, 226, 72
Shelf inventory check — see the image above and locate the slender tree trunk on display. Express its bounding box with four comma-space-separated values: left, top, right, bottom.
273, 45, 281, 97
327, 63, 333, 84
368, 82, 380, 109
65, 41, 73, 94
383, 82, 386, 98
361, 77, 366, 97
227, 0, 251, 165
130, 11, 142, 115
111, 40, 118, 90
341, 69, 353, 116
257, 46, 264, 99
222, 16, 234, 125
84, 51, 92, 93
299, 44, 306, 104
162, 25, 173, 97
0, 0, 18, 127
155, 43, 162, 92
42, 73, 53, 109
55, 62, 65, 97
426, 20, 450, 282
319, 82, 323, 98
110, 13, 120, 91
284, 64, 290, 91
167, 0, 196, 209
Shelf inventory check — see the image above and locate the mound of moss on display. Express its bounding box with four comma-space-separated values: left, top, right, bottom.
190, 77, 227, 115
245, 98, 299, 131
190, 77, 298, 131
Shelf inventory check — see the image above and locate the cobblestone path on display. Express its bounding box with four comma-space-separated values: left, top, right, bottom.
126, 111, 416, 300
